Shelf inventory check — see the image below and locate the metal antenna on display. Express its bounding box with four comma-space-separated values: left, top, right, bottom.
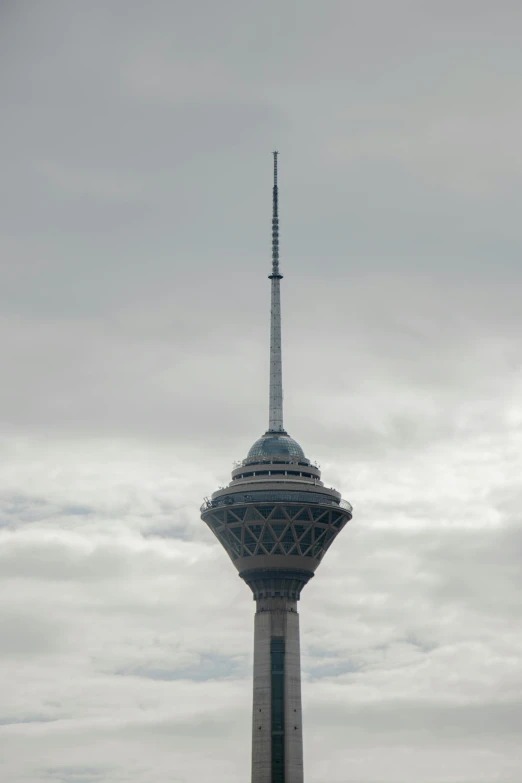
271, 150, 280, 277
268, 151, 285, 433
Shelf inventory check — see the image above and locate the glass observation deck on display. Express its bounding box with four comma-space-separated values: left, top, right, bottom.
200, 496, 352, 562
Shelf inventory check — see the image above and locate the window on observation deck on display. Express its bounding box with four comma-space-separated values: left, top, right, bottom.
244, 530, 256, 549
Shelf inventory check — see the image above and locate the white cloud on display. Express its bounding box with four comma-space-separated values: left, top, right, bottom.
1, 2, 521, 781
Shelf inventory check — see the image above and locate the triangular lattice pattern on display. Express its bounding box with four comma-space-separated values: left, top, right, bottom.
202, 503, 350, 561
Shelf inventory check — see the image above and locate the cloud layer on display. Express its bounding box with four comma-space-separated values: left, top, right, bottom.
1, 2, 522, 781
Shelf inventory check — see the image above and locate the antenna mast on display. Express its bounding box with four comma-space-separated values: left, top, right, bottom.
268, 151, 285, 433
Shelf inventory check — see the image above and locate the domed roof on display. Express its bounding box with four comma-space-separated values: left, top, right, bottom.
247, 432, 306, 461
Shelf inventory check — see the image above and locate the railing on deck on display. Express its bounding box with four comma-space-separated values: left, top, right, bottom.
200, 492, 353, 514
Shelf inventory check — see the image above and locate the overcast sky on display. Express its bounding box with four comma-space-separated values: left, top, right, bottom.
1, 2, 522, 782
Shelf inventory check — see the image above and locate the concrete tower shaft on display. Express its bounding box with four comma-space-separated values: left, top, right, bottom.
200, 154, 352, 783
252, 598, 302, 783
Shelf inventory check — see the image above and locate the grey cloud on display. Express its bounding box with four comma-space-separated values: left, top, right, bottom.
309, 698, 522, 742
1, 2, 522, 782
43, 768, 108, 783
114, 651, 245, 682
0, 611, 67, 657
0, 716, 60, 727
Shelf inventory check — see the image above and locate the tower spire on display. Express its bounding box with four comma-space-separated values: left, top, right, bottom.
268, 151, 284, 433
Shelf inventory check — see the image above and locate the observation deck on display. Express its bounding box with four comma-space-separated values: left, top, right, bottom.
201, 432, 352, 600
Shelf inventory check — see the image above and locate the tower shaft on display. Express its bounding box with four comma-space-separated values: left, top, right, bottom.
269, 151, 284, 433
252, 597, 303, 783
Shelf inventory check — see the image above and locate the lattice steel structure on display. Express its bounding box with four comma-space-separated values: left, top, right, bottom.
201, 153, 352, 783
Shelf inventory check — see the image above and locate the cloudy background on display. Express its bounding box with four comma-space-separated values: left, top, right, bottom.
1, 1, 522, 781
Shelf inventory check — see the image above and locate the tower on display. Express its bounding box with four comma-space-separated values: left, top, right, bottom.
201, 153, 353, 783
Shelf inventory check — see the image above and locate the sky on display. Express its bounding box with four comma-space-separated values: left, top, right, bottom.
1, 1, 522, 781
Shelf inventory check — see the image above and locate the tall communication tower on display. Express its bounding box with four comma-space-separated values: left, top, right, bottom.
201, 153, 353, 783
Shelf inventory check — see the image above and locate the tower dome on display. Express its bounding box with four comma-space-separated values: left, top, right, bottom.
247, 432, 305, 462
